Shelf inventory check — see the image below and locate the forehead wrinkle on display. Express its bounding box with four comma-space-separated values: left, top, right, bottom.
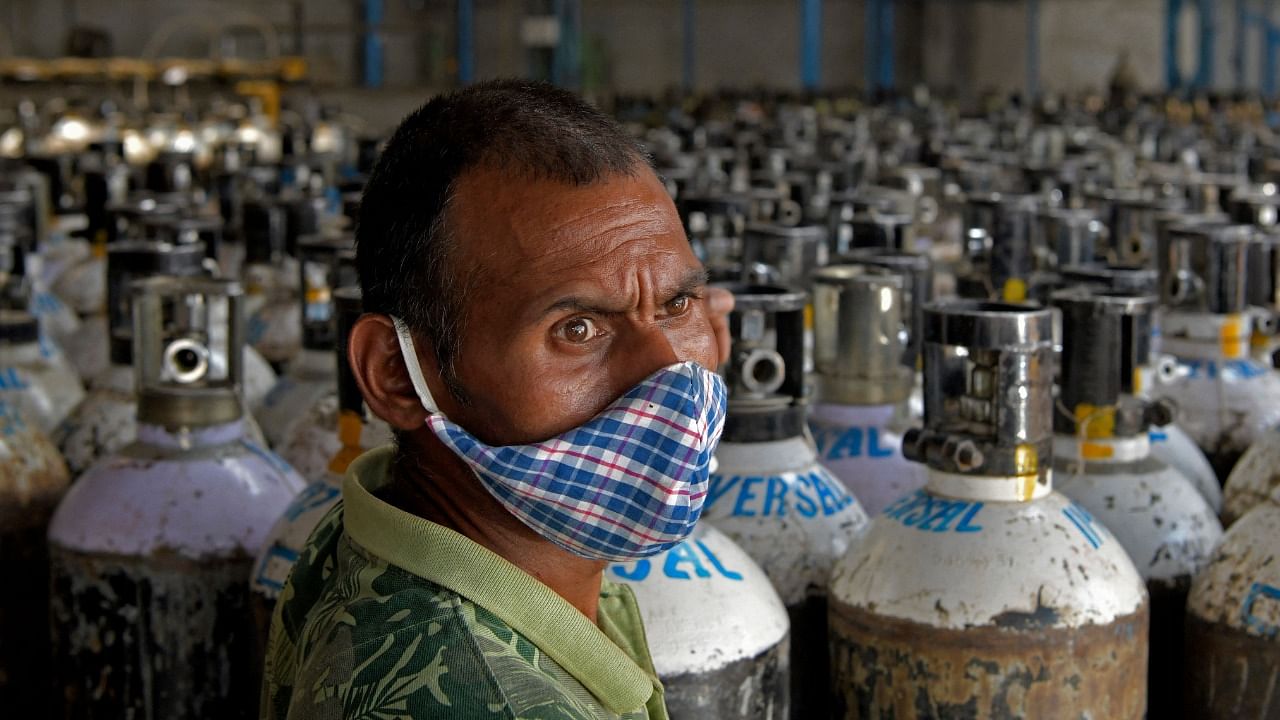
510, 202, 676, 266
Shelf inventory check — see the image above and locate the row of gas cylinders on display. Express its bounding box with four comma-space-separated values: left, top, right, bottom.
3, 91, 1280, 720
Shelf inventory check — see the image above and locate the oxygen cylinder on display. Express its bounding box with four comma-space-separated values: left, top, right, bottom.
1149, 222, 1280, 476
0, 190, 80, 347
1036, 206, 1103, 270
807, 266, 926, 515
242, 199, 302, 366
702, 284, 869, 720
1059, 262, 1224, 512
48, 276, 306, 718
52, 241, 207, 476
830, 301, 1149, 719
0, 392, 70, 714
254, 234, 354, 447
250, 288, 388, 644
839, 248, 934, 419
1097, 190, 1184, 265
958, 192, 1046, 302
1184, 484, 1280, 718
1051, 289, 1223, 718
1245, 231, 1280, 365
0, 308, 83, 433
740, 224, 827, 373
609, 522, 791, 718
741, 223, 829, 287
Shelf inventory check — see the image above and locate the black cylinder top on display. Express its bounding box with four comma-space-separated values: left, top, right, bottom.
0, 309, 38, 345
1052, 290, 1156, 436
243, 200, 288, 266
107, 241, 208, 365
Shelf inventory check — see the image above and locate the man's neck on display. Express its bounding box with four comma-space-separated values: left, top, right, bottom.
385, 431, 608, 623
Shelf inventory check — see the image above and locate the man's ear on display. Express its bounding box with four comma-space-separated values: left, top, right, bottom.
349, 314, 445, 430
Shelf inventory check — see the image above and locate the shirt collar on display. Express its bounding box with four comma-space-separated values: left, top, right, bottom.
343, 446, 659, 715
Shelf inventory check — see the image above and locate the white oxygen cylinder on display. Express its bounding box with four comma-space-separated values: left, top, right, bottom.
1050, 288, 1223, 719
829, 301, 1149, 719
702, 284, 868, 720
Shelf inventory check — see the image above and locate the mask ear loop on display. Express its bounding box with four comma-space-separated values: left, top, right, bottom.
391, 315, 439, 415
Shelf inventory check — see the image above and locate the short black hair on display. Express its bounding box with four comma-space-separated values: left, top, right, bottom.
356, 79, 650, 395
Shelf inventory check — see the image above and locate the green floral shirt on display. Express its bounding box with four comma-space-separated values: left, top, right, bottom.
261, 446, 668, 720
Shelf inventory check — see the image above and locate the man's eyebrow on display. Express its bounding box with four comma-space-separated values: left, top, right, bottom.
664, 268, 711, 301
538, 267, 710, 320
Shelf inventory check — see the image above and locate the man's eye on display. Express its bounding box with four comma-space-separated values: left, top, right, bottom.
558, 317, 599, 343
666, 295, 691, 316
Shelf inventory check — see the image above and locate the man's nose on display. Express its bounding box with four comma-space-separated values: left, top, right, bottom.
610, 321, 682, 394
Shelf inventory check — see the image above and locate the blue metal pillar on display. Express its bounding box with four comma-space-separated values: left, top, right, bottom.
550, 0, 581, 88
866, 0, 894, 93
877, 0, 895, 91
1167, 0, 1183, 89
362, 0, 385, 88
1266, 0, 1279, 97
801, 0, 822, 91
1197, 0, 1216, 88
1027, 0, 1040, 98
683, 0, 696, 92
458, 0, 474, 85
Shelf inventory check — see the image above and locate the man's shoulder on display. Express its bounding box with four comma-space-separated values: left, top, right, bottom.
267, 509, 645, 720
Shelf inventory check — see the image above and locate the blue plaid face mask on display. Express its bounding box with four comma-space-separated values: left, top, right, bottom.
392, 317, 728, 561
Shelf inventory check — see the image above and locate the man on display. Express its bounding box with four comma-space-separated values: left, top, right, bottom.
261, 79, 734, 719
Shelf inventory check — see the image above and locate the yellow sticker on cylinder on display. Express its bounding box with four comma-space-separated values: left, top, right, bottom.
1074, 404, 1116, 439
1002, 279, 1028, 303
1082, 442, 1115, 460
804, 303, 814, 330
1221, 315, 1247, 359
327, 410, 366, 475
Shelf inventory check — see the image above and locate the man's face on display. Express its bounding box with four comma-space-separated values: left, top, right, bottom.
431, 165, 719, 446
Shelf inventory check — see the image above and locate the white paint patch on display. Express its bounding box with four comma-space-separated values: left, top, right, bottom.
706, 437, 870, 607
808, 402, 929, 516
0, 340, 86, 434
242, 346, 279, 411
1149, 359, 1280, 458
48, 429, 306, 559
277, 393, 393, 482
1188, 498, 1280, 637
51, 253, 105, 316
63, 314, 109, 384
252, 350, 335, 449
1055, 437, 1223, 584
1150, 423, 1223, 513
830, 480, 1147, 629
610, 523, 789, 677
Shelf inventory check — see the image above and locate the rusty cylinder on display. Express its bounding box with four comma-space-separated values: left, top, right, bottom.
829, 301, 1150, 719
47, 276, 305, 718
1184, 486, 1280, 718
